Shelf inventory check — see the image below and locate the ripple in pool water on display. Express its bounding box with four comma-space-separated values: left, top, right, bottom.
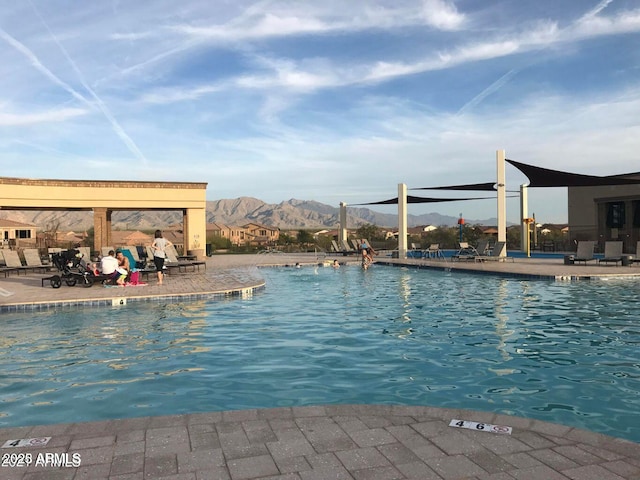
0, 265, 638, 443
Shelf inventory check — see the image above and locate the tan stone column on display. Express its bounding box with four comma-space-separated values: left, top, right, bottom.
93, 208, 112, 254
184, 207, 206, 259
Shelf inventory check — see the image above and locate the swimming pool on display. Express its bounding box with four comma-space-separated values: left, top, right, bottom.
0, 265, 638, 443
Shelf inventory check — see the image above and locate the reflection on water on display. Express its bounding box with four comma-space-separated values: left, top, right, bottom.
0, 267, 638, 443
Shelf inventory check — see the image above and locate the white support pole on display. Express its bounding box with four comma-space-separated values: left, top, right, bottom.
520, 184, 528, 253
339, 202, 347, 244
496, 150, 507, 256
398, 183, 408, 259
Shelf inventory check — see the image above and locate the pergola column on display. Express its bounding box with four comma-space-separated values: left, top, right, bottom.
496, 150, 506, 256
339, 202, 347, 244
520, 184, 528, 253
398, 183, 408, 259
183, 207, 207, 259
93, 207, 112, 254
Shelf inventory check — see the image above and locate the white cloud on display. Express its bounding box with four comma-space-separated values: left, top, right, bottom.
0, 108, 87, 126
420, 0, 466, 31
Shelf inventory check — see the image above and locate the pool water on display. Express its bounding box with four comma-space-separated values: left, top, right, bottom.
0, 265, 638, 443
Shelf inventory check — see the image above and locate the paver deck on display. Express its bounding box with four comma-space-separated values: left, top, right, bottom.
1, 253, 638, 479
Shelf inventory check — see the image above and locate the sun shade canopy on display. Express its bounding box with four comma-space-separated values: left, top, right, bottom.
353, 195, 497, 206
411, 182, 496, 191
506, 159, 640, 187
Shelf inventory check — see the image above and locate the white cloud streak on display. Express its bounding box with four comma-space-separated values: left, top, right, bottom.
0, 108, 87, 126
27, 0, 150, 165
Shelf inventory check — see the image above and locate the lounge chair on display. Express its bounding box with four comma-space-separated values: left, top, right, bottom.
331, 240, 357, 255
22, 248, 52, 273
474, 241, 514, 262
598, 241, 624, 265
0, 250, 19, 277
123, 246, 147, 269
424, 244, 444, 259
452, 242, 479, 261
574, 241, 596, 264
1, 250, 32, 275
476, 239, 491, 256
633, 241, 640, 265
350, 239, 362, 251
341, 239, 356, 253
165, 244, 206, 272
77, 246, 92, 262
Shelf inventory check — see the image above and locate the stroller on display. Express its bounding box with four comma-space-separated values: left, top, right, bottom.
48, 249, 95, 288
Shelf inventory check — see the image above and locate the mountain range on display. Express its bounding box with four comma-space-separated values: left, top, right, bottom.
0, 197, 497, 231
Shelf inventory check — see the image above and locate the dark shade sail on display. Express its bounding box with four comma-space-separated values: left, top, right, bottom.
506, 159, 640, 187
353, 195, 497, 206
411, 182, 496, 191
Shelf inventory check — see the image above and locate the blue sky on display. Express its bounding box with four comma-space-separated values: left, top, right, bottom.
1, 0, 639, 224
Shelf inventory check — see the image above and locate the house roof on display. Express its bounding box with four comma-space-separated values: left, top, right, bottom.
243, 222, 279, 231
207, 223, 230, 230
0, 218, 36, 228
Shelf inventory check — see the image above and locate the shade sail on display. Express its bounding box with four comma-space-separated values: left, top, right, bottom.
411, 182, 496, 191
353, 195, 497, 206
506, 159, 640, 187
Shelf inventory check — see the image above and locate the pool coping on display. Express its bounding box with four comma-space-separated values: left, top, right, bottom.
0, 404, 637, 479
0, 282, 266, 313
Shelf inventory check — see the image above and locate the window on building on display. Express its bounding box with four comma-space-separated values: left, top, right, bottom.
606, 202, 625, 228
633, 201, 640, 228
15, 229, 32, 239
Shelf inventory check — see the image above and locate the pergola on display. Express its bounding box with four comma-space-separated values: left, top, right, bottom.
0, 177, 208, 259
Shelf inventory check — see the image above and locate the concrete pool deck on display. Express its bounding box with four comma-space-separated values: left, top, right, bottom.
0, 253, 639, 479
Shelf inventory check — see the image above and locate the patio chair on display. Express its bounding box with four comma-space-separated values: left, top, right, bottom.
0, 250, 18, 277
476, 239, 491, 256
424, 243, 444, 259
598, 241, 624, 265
165, 244, 206, 272
332, 240, 357, 256
574, 241, 596, 264
341, 239, 356, 253
633, 241, 640, 265
452, 241, 479, 261
474, 241, 514, 262
22, 248, 52, 273
1, 250, 32, 275
124, 246, 146, 269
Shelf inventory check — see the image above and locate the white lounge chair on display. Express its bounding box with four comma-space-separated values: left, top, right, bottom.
424, 243, 444, 259
22, 248, 51, 273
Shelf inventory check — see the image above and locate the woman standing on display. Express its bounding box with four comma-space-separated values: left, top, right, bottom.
151, 230, 172, 285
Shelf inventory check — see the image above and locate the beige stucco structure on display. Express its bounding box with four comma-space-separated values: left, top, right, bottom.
568, 176, 640, 252
0, 177, 208, 259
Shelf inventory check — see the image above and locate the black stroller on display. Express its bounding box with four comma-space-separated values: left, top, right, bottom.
48, 249, 95, 288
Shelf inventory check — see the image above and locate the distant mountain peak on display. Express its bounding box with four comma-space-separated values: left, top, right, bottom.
0, 197, 492, 231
